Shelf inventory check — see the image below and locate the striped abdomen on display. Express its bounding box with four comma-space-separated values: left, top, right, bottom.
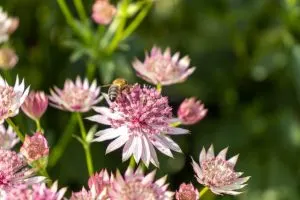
108, 85, 120, 102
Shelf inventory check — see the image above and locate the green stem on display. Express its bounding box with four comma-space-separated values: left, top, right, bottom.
48, 113, 77, 167
199, 187, 209, 198
57, 0, 75, 24
73, 0, 88, 23
35, 119, 42, 132
76, 112, 94, 176
122, 2, 153, 40
86, 61, 97, 81
170, 121, 181, 127
129, 156, 136, 169
6, 118, 24, 142
106, 0, 130, 54
156, 83, 162, 93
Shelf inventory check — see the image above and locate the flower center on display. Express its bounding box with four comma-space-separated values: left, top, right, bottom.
0, 170, 9, 186
110, 85, 172, 136
0, 86, 16, 117
201, 158, 238, 187
61, 87, 91, 110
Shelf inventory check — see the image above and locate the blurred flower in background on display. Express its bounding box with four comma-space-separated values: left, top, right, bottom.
20, 132, 49, 163
192, 145, 250, 195
0, 148, 45, 190
88, 84, 189, 167
177, 97, 207, 125
49, 77, 101, 113
0, 48, 18, 70
175, 183, 199, 200
132, 46, 195, 86
0, 124, 19, 149
92, 0, 117, 25
0, 7, 19, 44
0, 76, 30, 124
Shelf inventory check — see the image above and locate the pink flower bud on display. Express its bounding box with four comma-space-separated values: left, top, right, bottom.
0, 48, 18, 70
20, 132, 49, 162
177, 97, 207, 125
92, 0, 117, 25
21, 91, 48, 120
176, 183, 199, 200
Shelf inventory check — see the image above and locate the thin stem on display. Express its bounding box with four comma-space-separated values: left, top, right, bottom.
156, 83, 162, 93
170, 121, 181, 127
199, 187, 209, 198
35, 119, 42, 132
73, 0, 88, 23
86, 61, 97, 81
6, 118, 24, 142
106, 0, 130, 54
122, 1, 153, 40
48, 113, 77, 167
57, 0, 74, 24
129, 156, 136, 169
76, 112, 94, 176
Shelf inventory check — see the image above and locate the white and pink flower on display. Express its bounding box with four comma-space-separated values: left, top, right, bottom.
49, 77, 101, 112
87, 84, 189, 167
132, 46, 195, 86
192, 145, 250, 195
92, 0, 117, 25
0, 75, 30, 124
109, 167, 174, 200
21, 91, 48, 121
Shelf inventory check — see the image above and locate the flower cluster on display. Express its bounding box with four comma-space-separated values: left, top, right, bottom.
0, 3, 251, 197
1, 182, 66, 200
71, 167, 173, 200
0, 148, 44, 191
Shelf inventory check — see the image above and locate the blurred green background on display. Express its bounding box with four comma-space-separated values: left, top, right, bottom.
1, 0, 300, 199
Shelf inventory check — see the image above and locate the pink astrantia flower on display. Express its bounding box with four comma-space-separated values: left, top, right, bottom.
109, 167, 174, 200
191, 145, 250, 195
177, 97, 207, 125
70, 186, 101, 200
0, 124, 19, 149
2, 182, 67, 200
0, 7, 19, 44
87, 84, 189, 167
0, 75, 30, 124
20, 132, 49, 163
21, 91, 48, 121
88, 169, 112, 196
0, 149, 45, 191
71, 169, 113, 200
49, 77, 101, 112
92, 0, 117, 25
0, 48, 18, 70
132, 46, 196, 86
175, 183, 199, 200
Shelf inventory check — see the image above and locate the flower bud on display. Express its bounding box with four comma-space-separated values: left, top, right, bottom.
0, 48, 18, 70
176, 183, 199, 200
21, 91, 48, 121
20, 132, 49, 162
92, 0, 117, 25
177, 97, 207, 125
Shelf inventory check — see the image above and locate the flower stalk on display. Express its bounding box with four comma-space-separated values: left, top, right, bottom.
48, 113, 77, 167
199, 187, 209, 198
76, 112, 94, 176
5, 118, 24, 142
